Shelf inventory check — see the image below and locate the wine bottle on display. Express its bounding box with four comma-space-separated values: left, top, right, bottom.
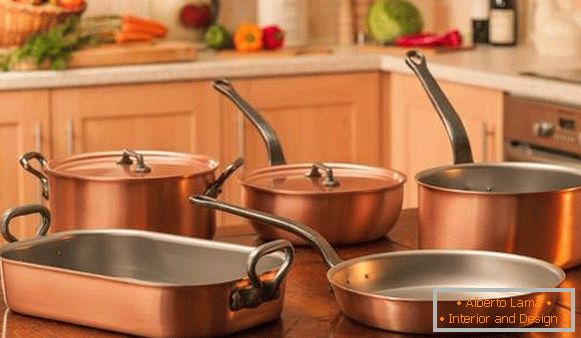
489, 0, 517, 46
472, 0, 489, 44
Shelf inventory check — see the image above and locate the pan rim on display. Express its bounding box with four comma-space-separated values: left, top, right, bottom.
0, 229, 286, 288
415, 161, 581, 195
326, 249, 566, 303
241, 162, 407, 195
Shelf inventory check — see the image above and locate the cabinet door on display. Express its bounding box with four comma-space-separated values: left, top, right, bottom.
387, 73, 504, 208
0, 90, 50, 241
221, 73, 382, 224
51, 82, 220, 157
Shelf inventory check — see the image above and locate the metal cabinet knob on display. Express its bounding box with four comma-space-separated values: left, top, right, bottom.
533, 122, 555, 138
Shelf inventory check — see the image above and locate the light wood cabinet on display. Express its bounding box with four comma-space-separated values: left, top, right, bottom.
220, 73, 382, 224
385, 73, 504, 208
0, 90, 50, 240
51, 82, 221, 157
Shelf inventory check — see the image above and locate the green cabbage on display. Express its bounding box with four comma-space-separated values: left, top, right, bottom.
367, 0, 423, 43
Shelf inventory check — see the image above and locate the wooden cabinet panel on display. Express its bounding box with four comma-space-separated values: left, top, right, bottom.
0, 90, 50, 241
221, 73, 382, 225
51, 82, 221, 157
386, 73, 504, 208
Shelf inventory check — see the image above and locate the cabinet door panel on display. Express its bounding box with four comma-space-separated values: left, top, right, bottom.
0, 90, 50, 241
51, 82, 220, 157
388, 73, 503, 208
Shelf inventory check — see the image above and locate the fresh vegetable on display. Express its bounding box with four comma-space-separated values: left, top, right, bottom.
395, 30, 462, 47
205, 24, 231, 49
115, 30, 153, 43
262, 25, 284, 50
0, 17, 97, 70
121, 15, 168, 38
367, 0, 423, 43
180, 3, 212, 29
233, 23, 262, 52
57, 0, 84, 10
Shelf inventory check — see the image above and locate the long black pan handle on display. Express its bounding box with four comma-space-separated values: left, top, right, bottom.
213, 79, 287, 166
190, 195, 343, 268
405, 51, 474, 164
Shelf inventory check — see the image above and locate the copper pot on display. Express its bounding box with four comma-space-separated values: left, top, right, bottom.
406, 51, 581, 268
19, 149, 242, 238
213, 80, 406, 246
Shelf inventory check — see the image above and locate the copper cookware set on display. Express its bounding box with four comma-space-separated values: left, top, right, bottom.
0, 51, 578, 336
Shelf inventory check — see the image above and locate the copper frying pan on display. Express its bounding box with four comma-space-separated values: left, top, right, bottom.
212, 79, 405, 246
191, 195, 566, 334
405, 50, 581, 268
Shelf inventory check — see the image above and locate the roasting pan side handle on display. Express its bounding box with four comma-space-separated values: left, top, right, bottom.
1, 204, 51, 243
230, 239, 294, 311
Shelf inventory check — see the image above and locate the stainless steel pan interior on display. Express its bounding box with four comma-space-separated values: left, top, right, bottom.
191, 195, 566, 334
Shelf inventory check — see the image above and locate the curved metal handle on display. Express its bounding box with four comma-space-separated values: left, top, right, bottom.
1, 204, 51, 243
305, 162, 340, 187
405, 50, 474, 164
231, 239, 294, 311
204, 157, 244, 198
116, 149, 151, 174
190, 195, 343, 269
18, 152, 49, 200
212, 79, 287, 166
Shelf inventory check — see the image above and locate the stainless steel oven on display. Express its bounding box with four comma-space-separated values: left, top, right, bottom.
504, 96, 581, 170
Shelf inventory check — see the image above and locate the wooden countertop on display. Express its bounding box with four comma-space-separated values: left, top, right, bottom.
1, 209, 579, 337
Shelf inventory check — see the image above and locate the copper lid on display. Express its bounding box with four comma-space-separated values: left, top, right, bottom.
48, 150, 218, 181
242, 163, 406, 194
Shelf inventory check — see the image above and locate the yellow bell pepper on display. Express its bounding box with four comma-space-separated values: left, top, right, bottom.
234, 23, 263, 52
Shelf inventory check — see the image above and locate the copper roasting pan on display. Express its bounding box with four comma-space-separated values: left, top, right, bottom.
0, 205, 293, 338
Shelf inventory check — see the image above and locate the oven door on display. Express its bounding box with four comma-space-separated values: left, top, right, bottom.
505, 142, 581, 171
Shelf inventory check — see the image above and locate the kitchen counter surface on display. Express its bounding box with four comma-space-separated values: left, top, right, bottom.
0, 45, 580, 106
0, 209, 579, 337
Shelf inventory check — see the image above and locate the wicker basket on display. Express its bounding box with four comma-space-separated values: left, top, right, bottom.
0, 0, 85, 47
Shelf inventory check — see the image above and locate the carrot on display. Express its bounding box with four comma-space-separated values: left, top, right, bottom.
115, 31, 154, 43
121, 22, 167, 38
122, 15, 168, 38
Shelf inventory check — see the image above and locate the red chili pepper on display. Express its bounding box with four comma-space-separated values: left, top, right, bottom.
262, 25, 285, 50
395, 30, 462, 48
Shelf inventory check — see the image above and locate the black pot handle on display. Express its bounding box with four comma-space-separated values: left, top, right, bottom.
203, 157, 244, 198
231, 239, 294, 311
19, 152, 49, 200
1, 204, 51, 243
212, 79, 287, 166
405, 51, 474, 164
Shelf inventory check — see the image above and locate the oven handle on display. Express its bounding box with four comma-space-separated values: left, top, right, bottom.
504, 142, 581, 170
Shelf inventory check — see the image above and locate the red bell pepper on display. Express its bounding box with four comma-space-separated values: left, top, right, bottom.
262, 25, 285, 50
395, 30, 462, 48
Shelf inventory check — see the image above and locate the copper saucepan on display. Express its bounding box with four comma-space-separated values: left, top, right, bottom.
406, 50, 581, 268
191, 195, 566, 334
213, 79, 406, 246
19, 150, 243, 238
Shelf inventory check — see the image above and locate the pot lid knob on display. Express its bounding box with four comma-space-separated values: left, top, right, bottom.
116, 149, 151, 174
305, 163, 340, 188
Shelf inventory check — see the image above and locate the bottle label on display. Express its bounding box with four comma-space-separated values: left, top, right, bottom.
490, 10, 515, 44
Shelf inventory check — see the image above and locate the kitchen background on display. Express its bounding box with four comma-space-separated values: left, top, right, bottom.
86, 0, 581, 44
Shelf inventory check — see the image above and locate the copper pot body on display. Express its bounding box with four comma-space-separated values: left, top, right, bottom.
418, 174, 581, 269
241, 164, 405, 246
47, 172, 217, 237
25, 151, 223, 238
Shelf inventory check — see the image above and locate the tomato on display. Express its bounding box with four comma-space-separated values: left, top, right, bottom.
57, 0, 84, 10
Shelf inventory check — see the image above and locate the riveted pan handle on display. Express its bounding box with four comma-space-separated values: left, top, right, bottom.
19, 152, 49, 200
231, 239, 294, 311
212, 79, 287, 166
116, 149, 151, 174
190, 195, 343, 269
1, 204, 51, 243
405, 51, 474, 164
204, 157, 244, 198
